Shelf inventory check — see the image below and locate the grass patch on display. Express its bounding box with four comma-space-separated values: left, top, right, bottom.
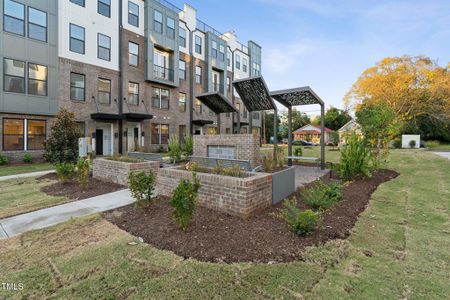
0, 177, 69, 219
0, 163, 53, 177
0, 150, 449, 298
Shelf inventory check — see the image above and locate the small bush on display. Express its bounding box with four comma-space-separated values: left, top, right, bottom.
56, 162, 75, 183
76, 158, 90, 189
392, 139, 402, 149
294, 147, 303, 157
274, 145, 286, 168
337, 133, 372, 181
168, 136, 182, 164
128, 170, 156, 208
409, 140, 416, 148
185, 161, 198, 172
0, 154, 9, 165
277, 198, 320, 236
169, 173, 201, 231
23, 153, 33, 163
425, 140, 440, 148
302, 181, 343, 210
261, 152, 275, 172
183, 135, 194, 156
106, 156, 142, 163
158, 146, 165, 153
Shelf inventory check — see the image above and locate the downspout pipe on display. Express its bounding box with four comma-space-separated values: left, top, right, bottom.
118, 0, 124, 154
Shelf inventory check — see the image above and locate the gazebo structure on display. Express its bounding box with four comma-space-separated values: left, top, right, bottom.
270, 87, 325, 169
195, 91, 238, 134
232, 76, 278, 141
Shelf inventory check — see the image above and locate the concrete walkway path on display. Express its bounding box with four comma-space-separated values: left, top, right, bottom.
0, 189, 133, 239
433, 152, 450, 160
0, 170, 55, 182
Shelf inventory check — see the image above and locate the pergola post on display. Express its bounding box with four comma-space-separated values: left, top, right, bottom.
288, 106, 293, 166
320, 103, 325, 170
237, 112, 241, 134
217, 113, 221, 134
249, 112, 253, 135
273, 107, 278, 145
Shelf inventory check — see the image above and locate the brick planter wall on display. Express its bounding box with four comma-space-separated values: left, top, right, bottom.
93, 158, 160, 186
156, 167, 272, 218
193, 134, 261, 168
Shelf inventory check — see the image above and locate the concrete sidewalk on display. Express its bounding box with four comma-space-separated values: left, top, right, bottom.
433, 152, 450, 160
0, 170, 55, 182
0, 189, 133, 239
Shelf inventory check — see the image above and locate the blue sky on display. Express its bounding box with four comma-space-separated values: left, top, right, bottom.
171, 0, 450, 113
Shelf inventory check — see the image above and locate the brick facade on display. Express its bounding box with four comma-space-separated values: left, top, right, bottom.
156, 167, 272, 218
193, 134, 261, 168
93, 158, 160, 186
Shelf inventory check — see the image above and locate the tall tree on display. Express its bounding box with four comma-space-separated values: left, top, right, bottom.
324, 107, 352, 131
345, 55, 450, 141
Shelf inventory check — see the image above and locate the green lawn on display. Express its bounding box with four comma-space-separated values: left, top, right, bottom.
0, 177, 69, 219
0, 163, 54, 177
0, 150, 449, 299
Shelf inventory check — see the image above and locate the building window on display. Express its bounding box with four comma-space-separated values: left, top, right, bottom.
236, 54, 241, 70
179, 27, 186, 47
3, 0, 25, 36
3, 58, 25, 93
129, 42, 138, 66
252, 62, 261, 75
236, 102, 240, 114
70, 0, 85, 7
195, 99, 202, 113
28, 7, 47, 42
152, 87, 169, 110
97, 33, 111, 61
179, 93, 186, 112
227, 77, 231, 92
128, 82, 139, 105
219, 45, 225, 61
243, 58, 248, 72
153, 10, 162, 33
227, 51, 231, 67
76, 122, 86, 137
195, 35, 202, 54
128, 1, 139, 27
98, 78, 111, 104
179, 59, 186, 80
27, 120, 46, 150
28, 63, 47, 96
70, 73, 85, 101
167, 17, 175, 38
69, 23, 85, 54
195, 66, 202, 84
211, 41, 218, 58
153, 49, 170, 80
3, 119, 24, 150
151, 124, 169, 144
243, 106, 248, 118
98, 0, 110, 17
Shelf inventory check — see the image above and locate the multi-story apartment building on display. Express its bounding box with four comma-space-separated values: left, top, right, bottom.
0, 0, 262, 161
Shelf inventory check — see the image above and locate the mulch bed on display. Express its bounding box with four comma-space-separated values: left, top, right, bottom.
104, 169, 399, 263
39, 173, 125, 201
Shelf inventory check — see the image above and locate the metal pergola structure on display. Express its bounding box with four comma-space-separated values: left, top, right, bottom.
232, 76, 278, 140
270, 87, 325, 169
195, 92, 238, 134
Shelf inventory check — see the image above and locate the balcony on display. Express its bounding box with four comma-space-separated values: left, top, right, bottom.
153, 65, 174, 82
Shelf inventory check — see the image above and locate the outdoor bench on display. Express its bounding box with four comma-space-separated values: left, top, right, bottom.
286, 156, 320, 168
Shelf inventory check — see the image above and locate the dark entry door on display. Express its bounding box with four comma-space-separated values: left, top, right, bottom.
96, 129, 103, 155
133, 128, 139, 151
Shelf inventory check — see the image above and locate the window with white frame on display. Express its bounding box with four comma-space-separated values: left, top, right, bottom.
236, 54, 241, 69
179, 93, 186, 112
167, 16, 175, 38
243, 57, 248, 72
195, 65, 202, 84
128, 1, 139, 27
129, 42, 138, 66
179, 59, 186, 80
69, 23, 85, 54
195, 35, 202, 54
128, 82, 139, 105
219, 45, 225, 61
179, 27, 186, 47
98, 78, 111, 104
97, 33, 111, 61
154, 10, 163, 33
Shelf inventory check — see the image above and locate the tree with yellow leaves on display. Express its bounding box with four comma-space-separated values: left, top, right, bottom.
345, 55, 450, 141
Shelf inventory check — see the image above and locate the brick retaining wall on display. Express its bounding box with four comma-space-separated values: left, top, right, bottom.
156, 167, 272, 218
193, 134, 261, 168
93, 158, 160, 186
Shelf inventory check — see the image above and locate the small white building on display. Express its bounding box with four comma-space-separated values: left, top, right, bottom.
338, 120, 362, 144
402, 135, 420, 149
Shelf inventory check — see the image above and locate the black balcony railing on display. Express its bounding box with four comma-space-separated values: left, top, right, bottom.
212, 83, 225, 94
153, 65, 174, 81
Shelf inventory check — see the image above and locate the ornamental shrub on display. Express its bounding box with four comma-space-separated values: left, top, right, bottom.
337, 133, 372, 181
56, 162, 75, 183
277, 198, 320, 236
301, 181, 343, 210
76, 158, 90, 189
23, 153, 33, 163
168, 136, 182, 164
294, 147, 303, 157
409, 140, 416, 148
392, 139, 402, 149
128, 170, 156, 208
183, 135, 194, 156
169, 173, 201, 231
44, 109, 81, 164
0, 154, 9, 165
